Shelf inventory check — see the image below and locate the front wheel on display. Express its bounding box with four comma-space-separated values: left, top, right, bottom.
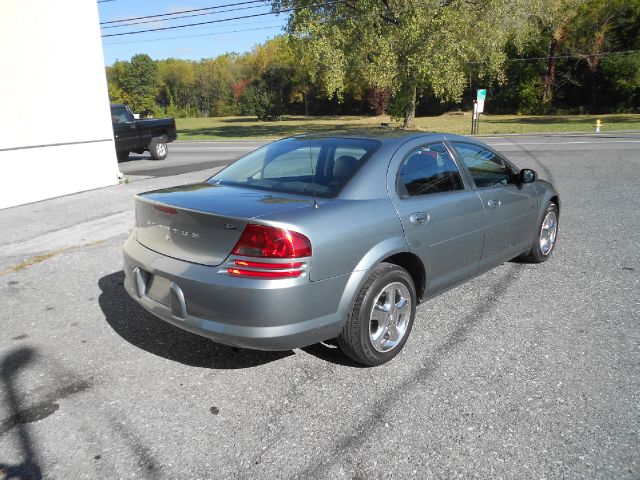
520, 202, 559, 263
338, 263, 416, 366
149, 136, 168, 160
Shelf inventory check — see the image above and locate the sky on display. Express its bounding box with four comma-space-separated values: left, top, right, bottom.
98, 0, 289, 66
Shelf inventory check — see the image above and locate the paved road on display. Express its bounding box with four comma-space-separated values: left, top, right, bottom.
1, 134, 639, 479
118, 134, 640, 179
118, 141, 267, 178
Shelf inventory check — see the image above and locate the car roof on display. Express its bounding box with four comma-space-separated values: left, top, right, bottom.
294, 131, 434, 147
293, 130, 485, 148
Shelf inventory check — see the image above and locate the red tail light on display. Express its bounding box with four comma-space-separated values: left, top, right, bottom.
227, 259, 305, 279
234, 260, 304, 269
227, 268, 303, 278
232, 224, 311, 258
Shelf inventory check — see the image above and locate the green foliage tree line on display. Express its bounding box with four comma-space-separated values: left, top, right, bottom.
106, 0, 640, 121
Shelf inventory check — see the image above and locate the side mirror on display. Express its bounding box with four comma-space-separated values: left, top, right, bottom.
520, 168, 537, 184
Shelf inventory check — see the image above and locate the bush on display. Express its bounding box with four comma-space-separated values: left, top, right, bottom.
517, 78, 546, 115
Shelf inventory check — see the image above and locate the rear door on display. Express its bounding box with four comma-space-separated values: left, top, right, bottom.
388, 141, 485, 296
449, 141, 538, 268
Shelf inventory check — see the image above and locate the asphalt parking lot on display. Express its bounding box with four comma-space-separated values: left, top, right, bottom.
1, 134, 639, 479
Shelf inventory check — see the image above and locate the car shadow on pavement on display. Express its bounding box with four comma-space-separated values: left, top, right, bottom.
98, 271, 294, 369
301, 342, 367, 368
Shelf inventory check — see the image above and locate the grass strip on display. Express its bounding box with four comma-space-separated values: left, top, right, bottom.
176, 113, 640, 141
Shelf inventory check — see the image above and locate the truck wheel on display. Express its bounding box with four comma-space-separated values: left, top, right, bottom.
149, 136, 168, 160
116, 150, 129, 162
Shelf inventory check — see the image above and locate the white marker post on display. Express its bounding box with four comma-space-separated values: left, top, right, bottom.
473, 89, 487, 134
471, 101, 478, 134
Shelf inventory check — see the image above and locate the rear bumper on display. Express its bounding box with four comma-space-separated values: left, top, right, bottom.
122, 234, 349, 350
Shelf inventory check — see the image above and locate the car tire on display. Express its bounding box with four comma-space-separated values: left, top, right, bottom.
149, 136, 168, 160
520, 202, 559, 263
338, 262, 416, 366
116, 150, 129, 162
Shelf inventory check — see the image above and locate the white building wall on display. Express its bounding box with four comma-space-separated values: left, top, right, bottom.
0, 0, 118, 209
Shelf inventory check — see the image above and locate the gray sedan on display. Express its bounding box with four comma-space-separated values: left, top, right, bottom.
123, 132, 559, 366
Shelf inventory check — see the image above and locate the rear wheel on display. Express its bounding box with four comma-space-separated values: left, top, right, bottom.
149, 136, 168, 160
338, 263, 416, 366
520, 202, 559, 263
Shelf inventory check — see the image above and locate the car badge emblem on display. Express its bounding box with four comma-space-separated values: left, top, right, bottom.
224, 223, 238, 230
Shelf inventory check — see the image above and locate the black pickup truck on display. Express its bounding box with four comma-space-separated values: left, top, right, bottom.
110, 104, 177, 161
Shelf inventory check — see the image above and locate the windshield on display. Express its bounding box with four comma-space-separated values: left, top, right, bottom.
209, 137, 381, 198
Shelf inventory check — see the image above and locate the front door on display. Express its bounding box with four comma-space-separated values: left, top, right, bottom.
110, 105, 139, 152
449, 141, 538, 268
388, 141, 485, 296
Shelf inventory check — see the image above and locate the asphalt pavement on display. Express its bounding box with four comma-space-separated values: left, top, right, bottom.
0, 133, 639, 479
118, 141, 267, 179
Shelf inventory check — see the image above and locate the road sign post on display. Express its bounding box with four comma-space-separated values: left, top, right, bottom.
472, 89, 487, 135
471, 101, 478, 134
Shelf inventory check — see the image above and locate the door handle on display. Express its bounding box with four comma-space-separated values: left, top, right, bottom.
129, 123, 136, 129
487, 199, 501, 208
409, 212, 430, 225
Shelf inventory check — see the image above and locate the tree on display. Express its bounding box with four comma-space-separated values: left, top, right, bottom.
108, 54, 159, 115
243, 67, 294, 120
521, 0, 600, 109
271, 0, 527, 127
567, 0, 640, 108
113, 53, 158, 114
157, 58, 196, 115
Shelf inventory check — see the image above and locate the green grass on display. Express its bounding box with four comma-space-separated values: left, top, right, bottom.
175, 113, 640, 140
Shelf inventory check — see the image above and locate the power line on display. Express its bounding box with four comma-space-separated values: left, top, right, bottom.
103, 24, 283, 46
101, 1, 343, 38
466, 49, 640, 65
100, 1, 264, 25
101, 3, 268, 29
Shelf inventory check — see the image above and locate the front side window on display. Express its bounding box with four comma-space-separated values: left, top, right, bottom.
209, 137, 380, 198
451, 142, 516, 188
397, 142, 465, 197
110, 106, 131, 124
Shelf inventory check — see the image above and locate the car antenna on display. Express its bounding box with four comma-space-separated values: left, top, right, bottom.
308, 134, 319, 209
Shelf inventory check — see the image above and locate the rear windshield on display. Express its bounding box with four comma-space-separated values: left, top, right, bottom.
208, 137, 381, 198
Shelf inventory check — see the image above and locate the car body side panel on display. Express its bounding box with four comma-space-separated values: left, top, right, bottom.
385, 137, 486, 295
533, 180, 560, 216
443, 136, 542, 266
473, 183, 539, 267
254, 198, 407, 281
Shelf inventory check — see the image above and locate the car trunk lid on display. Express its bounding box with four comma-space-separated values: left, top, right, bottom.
135, 182, 317, 266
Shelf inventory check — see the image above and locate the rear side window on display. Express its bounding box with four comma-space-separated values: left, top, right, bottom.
451, 142, 516, 188
397, 143, 465, 197
210, 137, 380, 198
